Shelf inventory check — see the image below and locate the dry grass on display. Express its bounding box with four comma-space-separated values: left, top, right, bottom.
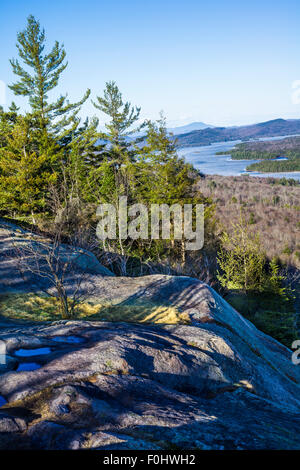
198, 175, 300, 267
0, 293, 190, 325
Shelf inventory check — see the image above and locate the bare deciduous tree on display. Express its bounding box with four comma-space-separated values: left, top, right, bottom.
12, 226, 96, 318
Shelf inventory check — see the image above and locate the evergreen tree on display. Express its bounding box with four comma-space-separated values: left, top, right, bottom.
2, 15, 98, 219
217, 216, 266, 292
133, 115, 211, 263
92, 81, 142, 166
0, 103, 19, 148
9, 15, 90, 145
135, 115, 199, 205
59, 116, 102, 207
90, 81, 146, 222
0, 115, 56, 217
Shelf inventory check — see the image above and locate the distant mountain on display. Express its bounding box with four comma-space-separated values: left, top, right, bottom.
168, 121, 214, 135
175, 118, 300, 147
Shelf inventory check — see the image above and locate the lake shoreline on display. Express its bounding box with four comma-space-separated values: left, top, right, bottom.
178, 136, 300, 181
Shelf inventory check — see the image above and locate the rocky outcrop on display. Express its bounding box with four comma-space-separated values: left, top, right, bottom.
0, 320, 299, 450
0, 220, 299, 449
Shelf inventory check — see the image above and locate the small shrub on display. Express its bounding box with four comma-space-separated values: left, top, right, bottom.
208, 180, 217, 191
226, 291, 297, 347
282, 244, 292, 255
249, 212, 256, 224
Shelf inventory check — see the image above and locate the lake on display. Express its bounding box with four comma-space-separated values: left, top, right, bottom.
178, 137, 300, 181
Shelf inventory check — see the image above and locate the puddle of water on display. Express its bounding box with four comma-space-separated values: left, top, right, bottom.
14, 347, 51, 357
0, 396, 7, 407
16, 363, 41, 372
52, 336, 85, 344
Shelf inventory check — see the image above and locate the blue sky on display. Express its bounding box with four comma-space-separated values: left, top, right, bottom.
1, 0, 300, 127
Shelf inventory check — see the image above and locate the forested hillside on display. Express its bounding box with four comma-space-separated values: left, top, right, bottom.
219, 136, 300, 172
175, 119, 300, 147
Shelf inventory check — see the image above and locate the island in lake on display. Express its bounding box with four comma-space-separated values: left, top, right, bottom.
217, 136, 300, 172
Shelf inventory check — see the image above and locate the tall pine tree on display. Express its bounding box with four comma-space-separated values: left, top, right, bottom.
92, 81, 144, 203
9, 15, 90, 144
0, 15, 98, 220
92, 81, 142, 165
